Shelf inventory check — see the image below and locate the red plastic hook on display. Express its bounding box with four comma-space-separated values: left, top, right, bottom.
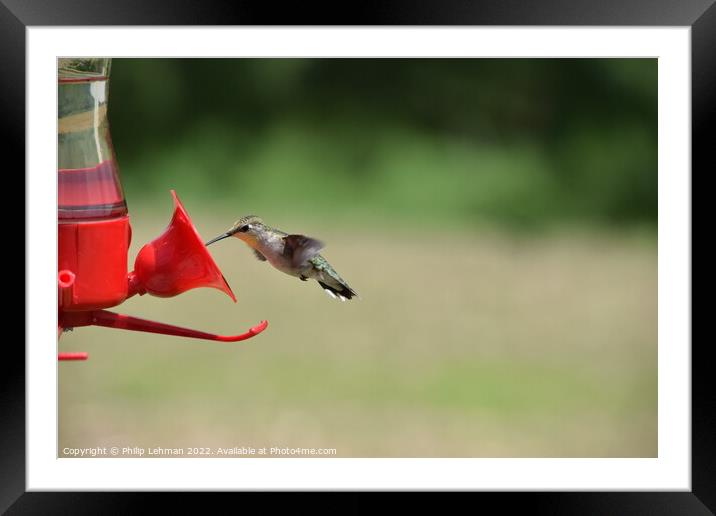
58, 352, 89, 361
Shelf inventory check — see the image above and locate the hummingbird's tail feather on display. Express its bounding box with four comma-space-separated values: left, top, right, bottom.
318, 281, 358, 302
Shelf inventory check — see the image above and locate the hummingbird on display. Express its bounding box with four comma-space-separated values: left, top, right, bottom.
205, 215, 358, 301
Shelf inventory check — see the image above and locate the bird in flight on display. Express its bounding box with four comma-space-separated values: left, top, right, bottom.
206, 215, 358, 301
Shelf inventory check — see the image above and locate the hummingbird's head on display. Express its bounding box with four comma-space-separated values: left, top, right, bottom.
205, 215, 264, 246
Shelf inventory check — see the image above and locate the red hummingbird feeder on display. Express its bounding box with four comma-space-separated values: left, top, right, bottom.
57, 58, 267, 361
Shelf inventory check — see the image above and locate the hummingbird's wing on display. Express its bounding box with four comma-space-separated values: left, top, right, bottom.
283, 234, 325, 268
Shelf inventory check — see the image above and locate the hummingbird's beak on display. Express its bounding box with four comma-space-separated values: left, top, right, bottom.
205, 232, 232, 246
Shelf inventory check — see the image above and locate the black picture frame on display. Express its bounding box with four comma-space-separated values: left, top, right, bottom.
8, 0, 707, 512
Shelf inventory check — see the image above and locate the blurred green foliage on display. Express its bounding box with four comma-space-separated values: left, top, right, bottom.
108, 59, 656, 230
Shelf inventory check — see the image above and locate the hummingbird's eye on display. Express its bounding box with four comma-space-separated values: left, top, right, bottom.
237, 225, 249, 233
